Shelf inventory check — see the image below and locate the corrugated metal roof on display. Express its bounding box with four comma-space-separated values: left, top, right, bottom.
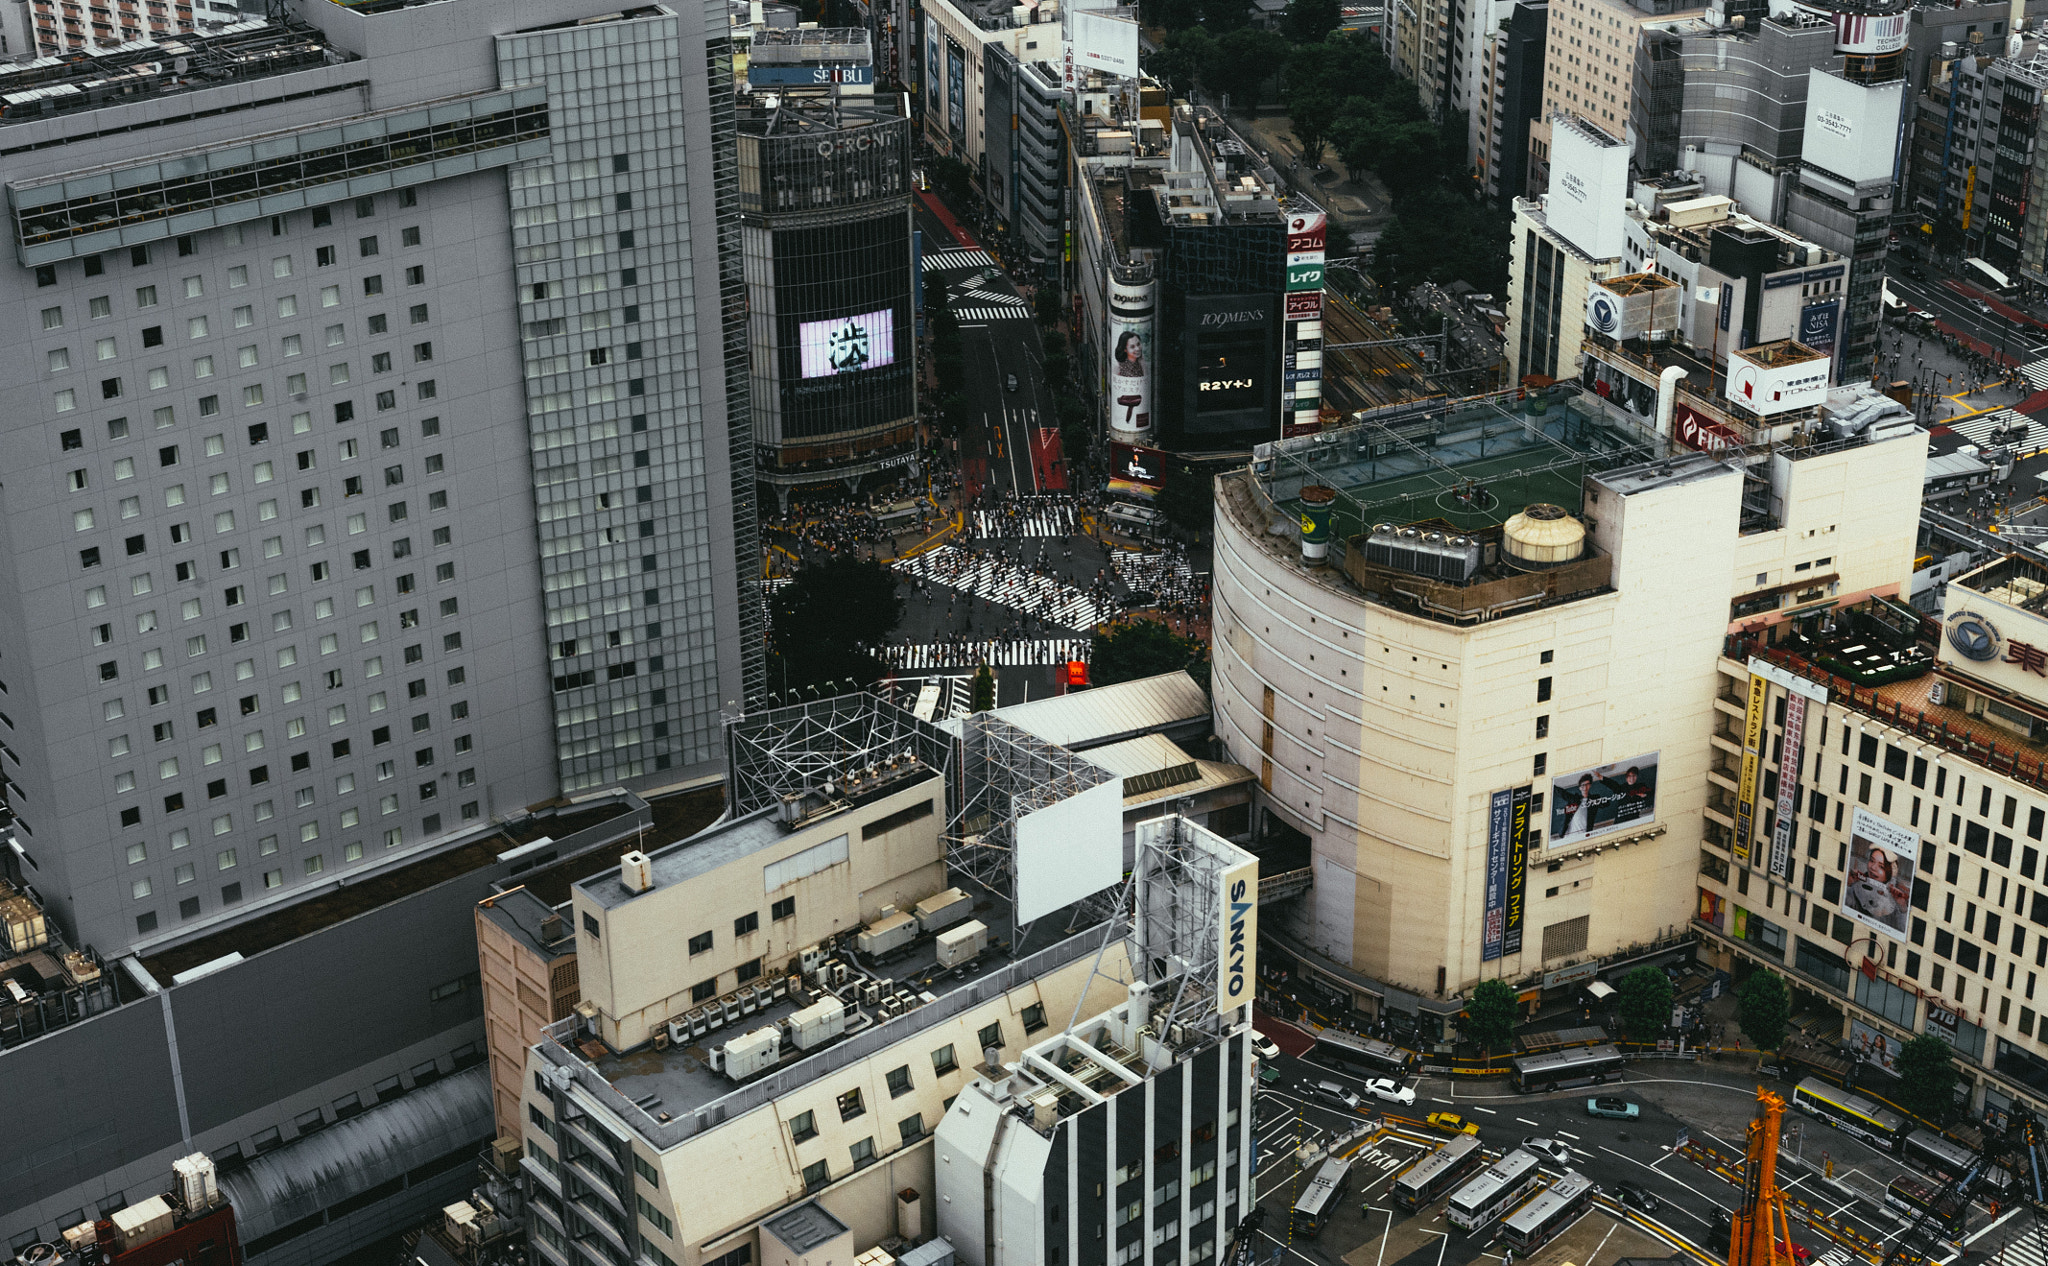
988, 670, 1209, 750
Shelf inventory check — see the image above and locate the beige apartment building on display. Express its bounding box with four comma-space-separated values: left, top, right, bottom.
479, 887, 581, 1142
1210, 378, 1923, 1027
1697, 551, 2048, 1119
1525, 0, 1703, 192
513, 761, 1139, 1266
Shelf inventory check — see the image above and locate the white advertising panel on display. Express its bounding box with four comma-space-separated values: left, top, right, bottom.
1546, 119, 1630, 262
1841, 807, 1917, 941
798, 309, 897, 377
1217, 855, 1259, 1014
1015, 776, 1123, 922
1804, 71, 1904, 185
1069, 7, 1139, 79
1726, 352, 1831, 416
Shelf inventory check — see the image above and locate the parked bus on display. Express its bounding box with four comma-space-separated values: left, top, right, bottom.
1966, 257, 2017, 296
1511, 1044, 1626, 1093
1310, 1030, 1416, 1079
1391, 1134, 1486, 1211
1903, 1128, 2012, 1196
1448, 1149, 1544, 1233
1291, 1156, 1353, 1239
1791, 1077, 1905, 1153
1884, 1175, 1966, 1242
1501, 1172, 1597, 1252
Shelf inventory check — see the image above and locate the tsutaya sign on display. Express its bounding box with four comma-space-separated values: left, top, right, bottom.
1217, 855, 1260, 1014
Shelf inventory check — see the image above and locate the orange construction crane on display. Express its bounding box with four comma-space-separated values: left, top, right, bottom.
1729, 1087, 1796, 1266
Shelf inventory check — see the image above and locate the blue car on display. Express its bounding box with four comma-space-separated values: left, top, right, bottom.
1586, 1096, 1640, 1120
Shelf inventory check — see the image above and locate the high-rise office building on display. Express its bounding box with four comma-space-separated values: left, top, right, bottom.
0, 0, 760, 961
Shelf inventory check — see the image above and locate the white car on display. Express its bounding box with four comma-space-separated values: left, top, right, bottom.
1251, 1030, 1281, 1061
1363, 1077, 1415, 1106
1521, 1137, 1574, 1165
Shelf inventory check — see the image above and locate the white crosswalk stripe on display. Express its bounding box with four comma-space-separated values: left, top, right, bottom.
1110, 549, 1208, 608
921, 248, 994, 272
885, 673, 976, 720
882, 639, 1090, 670
1981, 1222, 2048, 1266
959, 288, 1027, 308
1945, 408, 2036, 450
953, 306, 1033, 322
2022, 357, 2048, 390
892, 544, 1115, 631
971, 505, 1079, 538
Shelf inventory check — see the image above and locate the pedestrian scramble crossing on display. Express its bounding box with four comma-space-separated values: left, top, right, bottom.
921, 248, 996, 272
1946, 408, 2038, 453
881, 638, 1090, 670
893, 544, 1115, 631
2021, 357, 2048, 390
970, 504, 1080, 537
957, 288, 1028, 308
952, 306, 1033, 322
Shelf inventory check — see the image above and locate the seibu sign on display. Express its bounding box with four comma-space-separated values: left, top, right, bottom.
1673, 403, 1743, 454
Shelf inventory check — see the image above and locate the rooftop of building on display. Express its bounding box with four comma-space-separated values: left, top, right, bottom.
575, 765, 939, 912
0, 20, 343, 128
477, 886, 577, 962
1554, 111, 1627, 149
930, 0, 1062, 34
541, 897, 1121, 1146
735, 88, 905, 134
1224, 386, 1680, 624
1081, 732, 1255, 809
764, 1203, 847, 1254
981, 670, 1210, 751
1954, 551, 2048, 608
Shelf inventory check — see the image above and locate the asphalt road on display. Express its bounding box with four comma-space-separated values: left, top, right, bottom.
913, 198, 1055, 500
1246, 1042, 2032, 1266
1886, 271, 2048, 365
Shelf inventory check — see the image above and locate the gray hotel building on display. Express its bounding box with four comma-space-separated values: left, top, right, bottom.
0, 0, 761, 962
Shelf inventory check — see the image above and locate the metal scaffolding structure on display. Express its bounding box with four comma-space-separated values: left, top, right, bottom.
1129, 816, 1249, 1041
951, 714, 1116, 914
723, 692, 957, 819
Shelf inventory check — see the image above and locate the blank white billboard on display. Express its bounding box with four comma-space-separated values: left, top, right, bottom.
1805, 71, 1903, 185
1070, 8, 1139, 79
1015, 776, 1124, 921
1546, 118, 1629, 262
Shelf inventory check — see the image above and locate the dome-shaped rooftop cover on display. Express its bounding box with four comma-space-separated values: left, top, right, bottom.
1502, 503, 1585, 568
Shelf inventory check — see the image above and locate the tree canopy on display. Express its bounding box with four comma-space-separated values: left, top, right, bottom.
769, 556, 904, 695
1090, 619, 1205, 688
1465, 979, 1519, 1055
1615, 966, 1674, 1043
1896, 1034, 1958, 1121
1736, 971, 1790, 1054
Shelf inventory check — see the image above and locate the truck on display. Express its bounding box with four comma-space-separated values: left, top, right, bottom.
934, 920, 989, 969
914, 887, 973, 935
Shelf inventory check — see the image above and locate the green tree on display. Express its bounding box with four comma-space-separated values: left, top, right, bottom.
971, 664, 996, 712
1465, 978, 1519, 1055
1158, 0, 1203, 32
1203, 0, 1253, 31
1151, 26, 1216, 95
1034, 284, 1065, 326
1287, 0, 1343, 44
1041, 328, 1068, 358
1736, 970, 1791, 1054
1615, 966, 1674, 1043
1155, 462, 1214, 536
1286, 83, 1338, 167
1090, 620, 1202, 686
1896, 1034, 1958, 1120
769, 555, 904, 694
1044, 351, 1071, 385
1209, 27, 1288, 108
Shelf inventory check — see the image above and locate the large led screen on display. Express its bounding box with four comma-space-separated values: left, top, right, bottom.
798, 309, 897, 378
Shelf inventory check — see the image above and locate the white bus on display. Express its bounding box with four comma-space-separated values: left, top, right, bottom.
1392, 1134, 1486, 1211
1966, 257, 2016, 296
1447, 1149, 1544, 1233
1791, 1077, 1905, 1153
1511, 1044, 1625, 1093
1291, 1155, 1353, 1239
1500, 1172, 1596, 1252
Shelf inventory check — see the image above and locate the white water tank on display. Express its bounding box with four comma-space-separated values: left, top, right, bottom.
1501, 504, 1586, 570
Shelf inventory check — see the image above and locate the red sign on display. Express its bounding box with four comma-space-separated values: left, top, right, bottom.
1673, 403, 1743, 454
1285, 212, 1326, 254
1285, 292, 1323, 320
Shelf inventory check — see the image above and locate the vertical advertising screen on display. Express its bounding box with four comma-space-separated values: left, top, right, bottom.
798, 309, 897, 378
1107, 278, 1156, 439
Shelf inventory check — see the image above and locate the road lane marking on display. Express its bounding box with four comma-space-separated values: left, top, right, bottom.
1557, 1130, 1580, 1139
1516, 1117, 1540, 1126
1472, 1106, 1497, 1114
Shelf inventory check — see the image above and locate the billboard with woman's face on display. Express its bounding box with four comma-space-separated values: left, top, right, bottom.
1842, 807, 1917, 940
1107, 278, 1155, 439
